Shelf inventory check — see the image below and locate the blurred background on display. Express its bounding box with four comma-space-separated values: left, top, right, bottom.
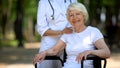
0, 0, 120, 68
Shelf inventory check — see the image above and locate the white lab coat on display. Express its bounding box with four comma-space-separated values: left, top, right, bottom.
36, 0, 77, 68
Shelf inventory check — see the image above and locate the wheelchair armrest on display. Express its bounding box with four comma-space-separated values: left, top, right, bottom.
81, 55, 107, 68
45, 56, 64, 66
34, 56, 64, 68
86, 55, 106, 60
45, 56, 61, 60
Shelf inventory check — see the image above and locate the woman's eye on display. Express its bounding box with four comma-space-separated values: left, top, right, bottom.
76, 13, 81, 15
69, 14, 73, 17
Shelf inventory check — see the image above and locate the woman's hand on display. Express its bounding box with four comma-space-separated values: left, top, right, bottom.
76, 50, 92, 63
62, 27, 73, 34
33, 51, 47, 65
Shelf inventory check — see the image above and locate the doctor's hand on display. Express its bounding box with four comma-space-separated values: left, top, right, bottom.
33, 51, 47, 65
62, 27, 73, 34
76, 50, 92, 63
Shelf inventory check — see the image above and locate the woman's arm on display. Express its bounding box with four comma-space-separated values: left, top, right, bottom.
43, 27, 73, 36
76, 38, 110, 63
33, 40, 66, 64
90, 38, 110, 58
45, 40, 66, 55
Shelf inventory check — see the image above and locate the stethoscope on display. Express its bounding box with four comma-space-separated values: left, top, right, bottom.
48, 0, 72, 20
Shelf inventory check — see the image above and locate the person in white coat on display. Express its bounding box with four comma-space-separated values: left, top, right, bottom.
35, 0, 77, 68
34, 3, 110, 68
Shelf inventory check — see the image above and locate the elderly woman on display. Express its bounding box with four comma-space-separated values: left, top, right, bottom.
33, 3, 110, 68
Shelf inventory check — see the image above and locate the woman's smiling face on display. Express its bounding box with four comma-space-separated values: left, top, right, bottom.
68, 10, 85, 27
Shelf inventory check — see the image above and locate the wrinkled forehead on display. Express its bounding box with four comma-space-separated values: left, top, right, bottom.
68, 10, 82, 14
67, 9, 83, 15
67, 7, 83, 13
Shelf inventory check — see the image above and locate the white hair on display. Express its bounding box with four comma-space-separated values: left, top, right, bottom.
67, 3, 89, 22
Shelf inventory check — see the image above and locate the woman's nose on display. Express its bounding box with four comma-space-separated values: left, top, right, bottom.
73, 15, 77, 19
